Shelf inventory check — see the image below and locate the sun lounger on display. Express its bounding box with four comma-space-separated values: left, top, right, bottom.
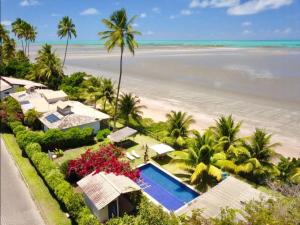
126, 152, 135, 160
131, 150, 140, 158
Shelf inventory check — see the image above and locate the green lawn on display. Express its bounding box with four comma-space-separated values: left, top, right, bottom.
55, 142, 100, 165
1, 133, 72, 225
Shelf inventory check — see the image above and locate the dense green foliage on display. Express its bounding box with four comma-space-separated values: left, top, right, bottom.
118, 93, 145, 125
0, 97, 24, 131
14, 126, 94, 151
23, 142, 100, 225
96, 128, 111, 142
24, 109, 42, 130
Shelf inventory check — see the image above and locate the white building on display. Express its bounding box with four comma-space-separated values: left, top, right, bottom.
39, 101, 110, 133
77, 172, 141, 223
0, 76, 46, 99
10, 88, 68, 113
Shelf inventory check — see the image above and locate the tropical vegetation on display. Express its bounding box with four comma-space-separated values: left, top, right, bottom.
99, 8, 141, 129
57, 16, 77, 67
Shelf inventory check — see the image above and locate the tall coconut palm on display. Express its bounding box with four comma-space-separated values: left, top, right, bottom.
166, 111, 195, 139
12, 18, 26, 52
101, 78, 115, 111
57, 16, 77, 67
171, 130, 226, 190
118, 93, 145, 125
27, 24, 37, 57
31, 44, 63, 89
212, 115, 244, 152
99, 8, 141, 130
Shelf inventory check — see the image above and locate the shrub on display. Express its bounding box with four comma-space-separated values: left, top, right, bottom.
16, 130, 44, 150
13, 124, 26, 135
67, 145, 140, 182
96, 128, 111, 142
8, 121, 23, 131
25, 142, 42, 158
27, 150, 99, 224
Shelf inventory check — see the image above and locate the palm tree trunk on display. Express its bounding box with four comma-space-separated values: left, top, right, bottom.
21, 40, 24, 53
27, 41, 30, 57
62, 36, 69, 68
113, 46, 124, 130
103, 99, 107, 111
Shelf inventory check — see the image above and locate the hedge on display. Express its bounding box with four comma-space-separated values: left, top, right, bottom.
96, 128, 111, 142
15, 127, 95, 151
12, 125, 26, 135
24, 142, 100, 225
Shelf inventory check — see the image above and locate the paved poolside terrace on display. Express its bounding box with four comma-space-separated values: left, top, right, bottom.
175, 176, 268, 218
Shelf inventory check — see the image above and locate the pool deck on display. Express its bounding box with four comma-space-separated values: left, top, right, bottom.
175, 176, 268, 218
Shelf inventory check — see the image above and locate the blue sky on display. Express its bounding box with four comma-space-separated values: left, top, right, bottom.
2, 0, 300, 41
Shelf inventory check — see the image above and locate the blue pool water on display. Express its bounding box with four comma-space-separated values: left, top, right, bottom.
137, 163, 199, 211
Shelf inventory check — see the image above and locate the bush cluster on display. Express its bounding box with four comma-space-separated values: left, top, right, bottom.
96, 128, 111, 142
24, 142, 100, 225
12, 125, 95, 151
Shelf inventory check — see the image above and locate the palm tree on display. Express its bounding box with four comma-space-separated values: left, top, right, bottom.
101, 78, 115, 111
166, 111, 195, 139
0, 24, 9, 43
212, 115, 244, 152
99, 8, 141, 130
171, 130, 225, 190
118, 93, 145, 125
245, 128, 279, 163
26, 24, 37, 57
12, 18, 25, 52
31, 44, 63, 89
2, 38, 16, 62
24, 109, 42, 130
57, 16, 77, 67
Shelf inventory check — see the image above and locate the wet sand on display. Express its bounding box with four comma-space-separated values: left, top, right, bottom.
30, 45, 300, 158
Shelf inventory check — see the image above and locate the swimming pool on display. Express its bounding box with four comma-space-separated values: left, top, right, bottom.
137, 163, 199, 211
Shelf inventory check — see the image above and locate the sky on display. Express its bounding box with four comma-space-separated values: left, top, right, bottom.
1, 0, 300, 41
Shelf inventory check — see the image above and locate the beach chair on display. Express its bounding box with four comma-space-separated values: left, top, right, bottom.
131, 150, 140, 158
126, 152, 135, 161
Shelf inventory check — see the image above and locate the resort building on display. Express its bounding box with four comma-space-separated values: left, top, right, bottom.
10, 88, 68, 113
77, 172, 141, 223
0, 76, 46, 99
39, 100, 110, 133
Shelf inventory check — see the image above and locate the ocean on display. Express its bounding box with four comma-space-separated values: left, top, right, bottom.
31, 40, 300, 48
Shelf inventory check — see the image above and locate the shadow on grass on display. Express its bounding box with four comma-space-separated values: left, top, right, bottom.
152, 155, 172, 166
116, 139, 138, 149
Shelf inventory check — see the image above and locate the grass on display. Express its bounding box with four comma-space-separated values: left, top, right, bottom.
1, 133, 72, 225
55, 142, 100, 165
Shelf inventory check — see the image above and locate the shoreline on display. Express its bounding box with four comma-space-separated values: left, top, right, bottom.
64, 65, 300, 159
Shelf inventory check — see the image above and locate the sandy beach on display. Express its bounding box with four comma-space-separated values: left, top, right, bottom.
29, 45, 300, 158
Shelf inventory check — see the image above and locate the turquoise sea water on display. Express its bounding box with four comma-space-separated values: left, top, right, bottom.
33, 40, 300, 48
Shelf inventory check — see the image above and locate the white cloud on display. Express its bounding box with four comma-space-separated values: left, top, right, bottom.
189, 0, 239, 8
132, 23, 139, 27
243, 29, 253, 34
140, 13, 147, 18
145, 30, 154, 35
80, 8, 99, 16
283, 27, 292, 33
274, 27, 292, 34
169, 15, 177, 19
51, 13, 61, 17
1, 20, 12, 26
152, 7, 161, 13
181, 9, 192, 15
189, 0, 293, 15
242, 21, 252, 26
228, 0, 293, 15
20, 0, 39, 6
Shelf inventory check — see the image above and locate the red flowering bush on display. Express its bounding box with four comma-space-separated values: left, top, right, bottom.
67, 144, 140, 182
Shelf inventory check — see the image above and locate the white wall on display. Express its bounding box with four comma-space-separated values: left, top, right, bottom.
83, 194, 109, 222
